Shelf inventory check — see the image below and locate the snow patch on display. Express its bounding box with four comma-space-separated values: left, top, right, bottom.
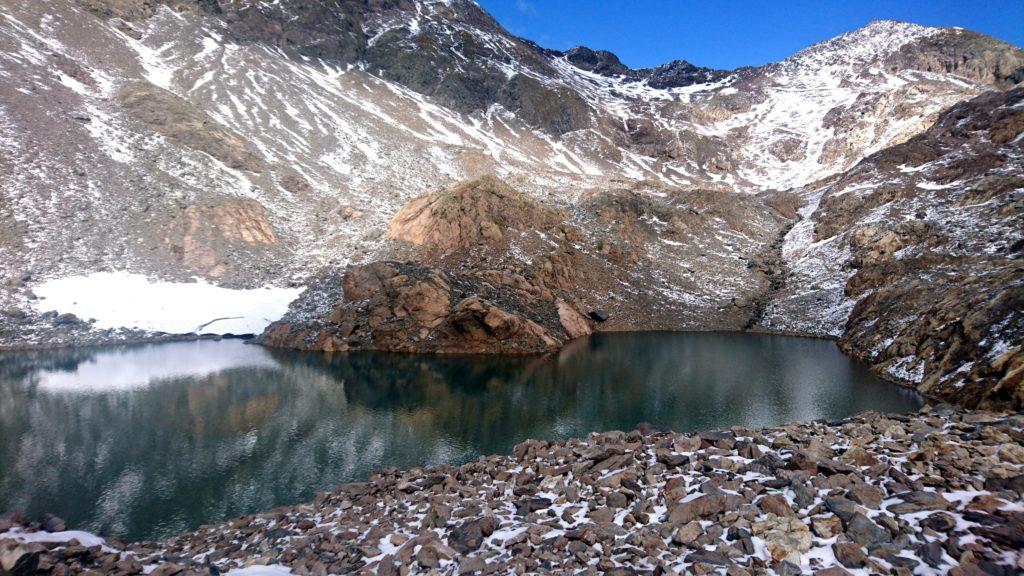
0, 529, 113, 550
223, 566, 294, 576
32, 272, 303, 335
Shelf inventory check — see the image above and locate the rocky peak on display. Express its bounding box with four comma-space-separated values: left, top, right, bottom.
562, 46, 632, 77
887, 27, 1024, 87
641, 59, 730, 88
780, 18, 1024, 84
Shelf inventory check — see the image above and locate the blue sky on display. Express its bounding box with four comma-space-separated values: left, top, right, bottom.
475, 0, 1024, 70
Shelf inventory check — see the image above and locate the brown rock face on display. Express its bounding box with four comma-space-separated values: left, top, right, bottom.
262, 174, 799, 355
260, 261, 568, 354
164, 198, 277, 278
386, 174, 565, 257
263, 175, 601, 354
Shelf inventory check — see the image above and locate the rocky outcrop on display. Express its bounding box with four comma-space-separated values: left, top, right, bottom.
562, 46, 632, 77
385, 175, 566, 257
163, 198, 277, 278
262, 175, 800, 354
262, 176, 601, 353
260, 260, 586, 354
643, 59, 731, 89
764, 88, 1024, 409
558, 46, 731, 88
888, 28, 1024, 87
116, 81, 265, 172
8, 406, 1024, 574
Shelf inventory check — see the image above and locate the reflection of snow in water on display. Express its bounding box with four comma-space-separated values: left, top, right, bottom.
37, 340, 277, 393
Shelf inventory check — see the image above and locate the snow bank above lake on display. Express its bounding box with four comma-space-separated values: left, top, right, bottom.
32, 272, 303, 336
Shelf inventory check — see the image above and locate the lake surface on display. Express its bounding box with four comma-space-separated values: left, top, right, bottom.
0, 332, 922, 542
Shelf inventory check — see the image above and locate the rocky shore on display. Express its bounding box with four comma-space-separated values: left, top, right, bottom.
3, 405, 1022, 575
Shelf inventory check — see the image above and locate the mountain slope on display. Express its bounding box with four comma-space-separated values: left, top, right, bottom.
761, 87, 1024, 408
0, 0, 1022, 408
1, 3, 1019, 293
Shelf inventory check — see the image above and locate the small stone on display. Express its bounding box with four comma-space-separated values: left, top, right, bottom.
845, 513, 890, 547
811, 516, 844, 539
458, 555, 486, 574
847, 484, 883, 509
589, 507, 616, 523
758, 494, 796, 517
775, 560, 802, 576
815, 567, 853, 576
672, 521, 703, 546
449, 517, 498, 554
833, 542, 868, 568
887, 491, 949, 514
516, 497, 552, 515
824, 497, 859, 523
668, 491, 742, 525
149, 564, 185, 576
764, 517, 812, 564
922, 512, 956, 532
843, 446, 879, 467
791, 481, 815, 510
998, 443, 1024, 464
416, 544, 440, 569
377, 555, 399, 576
726, 526, 755, 555
726, 565, 752, 576
686, 550, 730, 565
606, 491, 628, 508
919, 541, 944, 568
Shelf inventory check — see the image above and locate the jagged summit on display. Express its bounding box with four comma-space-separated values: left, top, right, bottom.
556, 46, 729, 89
561, 46, 633, 77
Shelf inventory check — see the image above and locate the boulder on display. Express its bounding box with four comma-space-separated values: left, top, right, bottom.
448, 517, 499, 554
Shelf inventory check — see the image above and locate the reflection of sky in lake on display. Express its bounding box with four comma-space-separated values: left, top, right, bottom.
0, 333, 922, 542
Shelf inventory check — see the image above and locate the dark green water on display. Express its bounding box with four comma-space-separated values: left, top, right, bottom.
0, 332, 921, 542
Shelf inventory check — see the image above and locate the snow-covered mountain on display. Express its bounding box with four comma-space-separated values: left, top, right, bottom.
1, 0, 1022, 403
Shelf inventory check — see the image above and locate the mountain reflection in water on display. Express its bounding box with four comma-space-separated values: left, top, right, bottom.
0, 332, 921, 542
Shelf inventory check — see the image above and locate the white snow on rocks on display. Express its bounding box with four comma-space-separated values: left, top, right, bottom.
32, 272, 303, 336
222, 566, 294, 575
0, 528, 112, 550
